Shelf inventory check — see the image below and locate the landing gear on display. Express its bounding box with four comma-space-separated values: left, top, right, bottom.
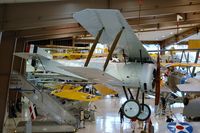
122, 99, 140, 118
121, 86, 151, 121
137, 104, 151, 121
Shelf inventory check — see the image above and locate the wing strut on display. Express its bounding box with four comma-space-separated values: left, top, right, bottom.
123, 86, 129, 100
103, 27, 124, 71
84, 27, 104, 67
127, 88, 134, 99
136, 87, 140, 101
192, 50, 200, 77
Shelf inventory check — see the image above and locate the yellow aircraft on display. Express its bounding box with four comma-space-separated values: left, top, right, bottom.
51, 89, 102, 102
48, 83, 117, 102
52, 48, 108, 60
93, 84, 118, 96
161, 62, 200, 68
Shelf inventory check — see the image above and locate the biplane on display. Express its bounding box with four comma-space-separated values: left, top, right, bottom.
15, 9, 159, 121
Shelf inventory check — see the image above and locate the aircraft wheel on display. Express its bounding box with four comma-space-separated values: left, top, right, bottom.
137, 104, 151, 121
122, 99, 140, 118
84, 110, 90, 119
183, 97, 189, 106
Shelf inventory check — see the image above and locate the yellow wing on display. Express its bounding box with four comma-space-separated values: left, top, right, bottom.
93, 84, 118, 96
52, 52, 107, 60
61, 84, 73, 90
161, 63, 200, 68
51, 90, 102, 101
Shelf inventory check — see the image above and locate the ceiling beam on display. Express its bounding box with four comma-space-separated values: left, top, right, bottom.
18, 23, 81, 37
142, 40, 162, 44
25, 31, 87, 41
20, 26, 84, 38
128, 12, 200, 26
161, 26, 200, 47
15, 9, 200, 40
1, 0, 200, 31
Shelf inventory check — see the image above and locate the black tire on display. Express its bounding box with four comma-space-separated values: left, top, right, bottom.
137, 104, 151, 121
122, 99, 141, 119
183, 97, 189, 106
84, 110, 90, 119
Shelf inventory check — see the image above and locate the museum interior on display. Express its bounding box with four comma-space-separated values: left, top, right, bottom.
0, 0, 200, 133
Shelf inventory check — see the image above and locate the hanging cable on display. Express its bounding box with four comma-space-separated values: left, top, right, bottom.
137, 0, 143, 39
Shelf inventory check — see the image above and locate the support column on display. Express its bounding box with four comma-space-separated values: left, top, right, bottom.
0, 31, 17, 132
12, 38, 26, 74
155, 53, 161, 113
160, 43, 165, 55
9, 38, 26, 115
192, 50, 200, 77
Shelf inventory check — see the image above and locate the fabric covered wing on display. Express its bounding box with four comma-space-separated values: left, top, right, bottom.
59, 66, 124, 86
73, 9, 151, 62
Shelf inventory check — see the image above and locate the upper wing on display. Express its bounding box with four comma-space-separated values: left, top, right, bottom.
73, 9, 152, 62
59, 66, 124, 86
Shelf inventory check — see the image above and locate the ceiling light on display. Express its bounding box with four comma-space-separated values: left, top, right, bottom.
179, 28, 182, 31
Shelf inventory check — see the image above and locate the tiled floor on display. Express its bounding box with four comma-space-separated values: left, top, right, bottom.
4, 92, 200, 133
77, 95, 200, 133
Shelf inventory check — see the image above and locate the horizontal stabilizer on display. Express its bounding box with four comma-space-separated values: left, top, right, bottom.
14, 52, 84, 80
14, 53, 39, 60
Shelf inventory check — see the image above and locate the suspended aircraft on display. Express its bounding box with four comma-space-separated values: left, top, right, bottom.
62, 9, 157, 121
158, 61, 200, 117
176, 77, 200, 120
46, 83, 117, 102
52, 52, 108, 60
15, 9, 158, 121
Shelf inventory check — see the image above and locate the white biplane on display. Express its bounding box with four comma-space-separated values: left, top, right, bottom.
16, 9, 157, 121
